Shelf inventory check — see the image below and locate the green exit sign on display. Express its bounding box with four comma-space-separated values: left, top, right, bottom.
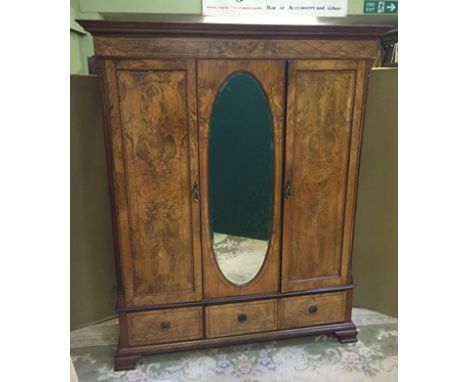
364, 1, 398, 14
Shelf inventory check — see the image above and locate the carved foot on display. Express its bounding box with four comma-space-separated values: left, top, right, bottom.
335, 328, 358, 343
114, 355, 142, 371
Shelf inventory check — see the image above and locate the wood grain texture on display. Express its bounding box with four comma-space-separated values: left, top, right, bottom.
102, 59, 202, 306
93, 37, 379, 60
127, 307, 203, 346
96, 60, 124, 297
282, 59, 368, 292
279, 291, 347, 329
205, 300, 277, 338
345, 59, 375, 289
345, 285, 354, 321
197, 60, 285, 298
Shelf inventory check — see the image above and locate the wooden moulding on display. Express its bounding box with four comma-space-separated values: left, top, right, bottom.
117, 284, 355, 312
77, 19, 393, 40
77, 19, 394, 60
114, 321, 357, 371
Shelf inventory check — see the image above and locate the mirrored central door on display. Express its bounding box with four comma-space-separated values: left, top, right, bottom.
209, 71, 273, 285
198, 60, 285, 298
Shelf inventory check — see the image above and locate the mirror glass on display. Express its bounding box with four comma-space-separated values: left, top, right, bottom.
209, 72, 274, 285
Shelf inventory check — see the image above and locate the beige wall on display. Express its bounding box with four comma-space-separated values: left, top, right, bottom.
70, 68, 397, 328
353, 68, 398, 317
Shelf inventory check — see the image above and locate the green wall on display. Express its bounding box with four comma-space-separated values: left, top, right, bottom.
78, 0, 376, 15
353, 68, 398, 317
80, 0, 202, 14
70, 75, 117, 329
70, 0, 97, 75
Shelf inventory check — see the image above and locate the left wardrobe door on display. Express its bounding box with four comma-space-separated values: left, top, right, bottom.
101, 60, 202, 307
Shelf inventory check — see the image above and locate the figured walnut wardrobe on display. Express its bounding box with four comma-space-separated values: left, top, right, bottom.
79, 18, 392, 370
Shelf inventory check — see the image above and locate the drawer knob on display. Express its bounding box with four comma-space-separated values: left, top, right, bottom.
237, 313, 247, 322
308, 305, 318, 314
160, 320, 171, 330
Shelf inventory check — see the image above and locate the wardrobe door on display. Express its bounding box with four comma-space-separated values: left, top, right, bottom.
282, 59, 368, 292
198, 60, 285, 298
102, 59, 202, 306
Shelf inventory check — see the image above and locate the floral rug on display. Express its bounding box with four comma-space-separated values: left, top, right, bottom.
71, 308, 397, 382
213, 232, 267, 284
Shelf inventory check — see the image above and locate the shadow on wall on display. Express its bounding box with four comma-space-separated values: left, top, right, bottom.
70, 75, 117, 330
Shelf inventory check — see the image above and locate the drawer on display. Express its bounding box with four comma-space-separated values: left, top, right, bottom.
127, 307, 203, 346
206, 300, 277, 338
279, 292, 347, 330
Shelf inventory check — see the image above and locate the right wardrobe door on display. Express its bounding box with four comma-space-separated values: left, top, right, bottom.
282, 59, 368, 292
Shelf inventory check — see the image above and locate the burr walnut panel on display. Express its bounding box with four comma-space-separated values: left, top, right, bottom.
282, 60, 368, 292
279, 292, 347, 329
108, 59, 202, 306
127, 307, 203, 346
205, 300, 278, 338
93, 36, 379, 60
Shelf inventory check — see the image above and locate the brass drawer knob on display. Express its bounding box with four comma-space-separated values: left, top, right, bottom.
308, 305, 318, 314
160, 320, 171, 330
237, 313, 247, 322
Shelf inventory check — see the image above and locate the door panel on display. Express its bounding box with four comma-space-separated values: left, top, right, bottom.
103, 59, 202, 306
197, 60, 285, 298
282, 59, 368, 292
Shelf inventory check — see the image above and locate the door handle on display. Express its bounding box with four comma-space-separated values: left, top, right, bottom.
285, 179, 292, 199
192, 181, 199, 203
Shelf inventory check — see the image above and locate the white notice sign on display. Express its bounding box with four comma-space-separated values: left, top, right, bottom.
203, 0, 348, 17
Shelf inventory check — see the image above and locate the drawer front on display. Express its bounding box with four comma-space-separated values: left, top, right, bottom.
206, 300, 277, 338
279, 292, 347, 329
127, 307, 203, 346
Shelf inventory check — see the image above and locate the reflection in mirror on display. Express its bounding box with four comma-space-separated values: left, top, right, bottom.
209, 72, 274, 285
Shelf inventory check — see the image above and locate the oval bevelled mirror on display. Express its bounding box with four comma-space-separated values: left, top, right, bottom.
208, 71, 274, 285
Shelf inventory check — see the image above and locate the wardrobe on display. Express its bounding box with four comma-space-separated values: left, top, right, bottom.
79, 17, 392, 370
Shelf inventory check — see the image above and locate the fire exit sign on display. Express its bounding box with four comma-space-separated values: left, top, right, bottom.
364, 1, 398, 14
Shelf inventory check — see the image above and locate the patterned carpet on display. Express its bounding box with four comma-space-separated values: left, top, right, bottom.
71, 308, 397, 382
213, 232, 268, 284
